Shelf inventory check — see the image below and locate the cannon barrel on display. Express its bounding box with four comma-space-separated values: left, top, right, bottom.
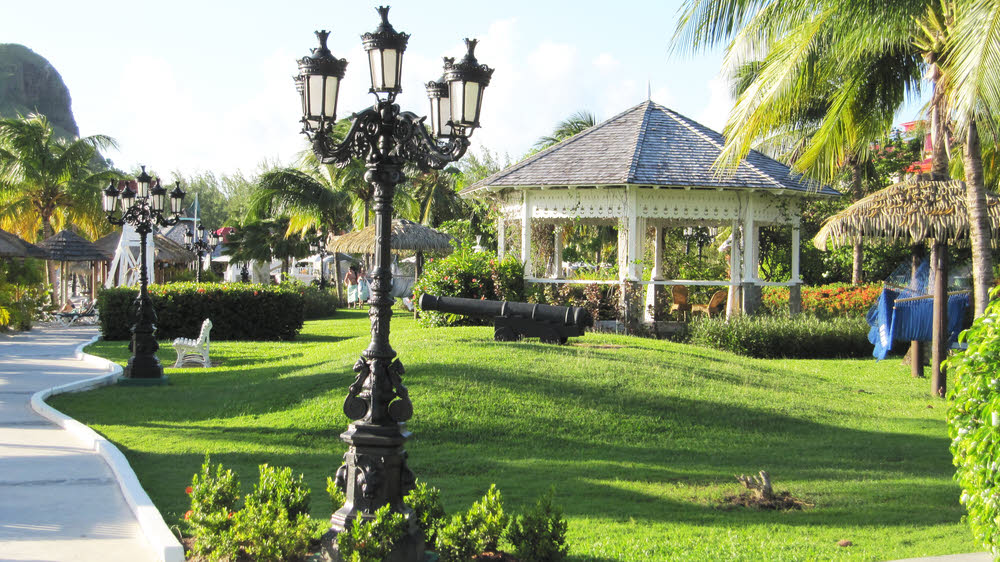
418, 294, 593, 328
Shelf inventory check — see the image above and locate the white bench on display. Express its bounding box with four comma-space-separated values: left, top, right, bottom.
172, 319, 212, 368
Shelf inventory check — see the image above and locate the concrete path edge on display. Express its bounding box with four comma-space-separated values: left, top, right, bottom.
28, 334, 186, 562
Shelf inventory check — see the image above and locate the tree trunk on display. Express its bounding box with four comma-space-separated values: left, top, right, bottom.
41, 219, 57, 307
931, 241, 948, 398
334, 257, 344, 305
852, 243, 864, 285
964, 118, 993, 317
930, 61, 950, 181
910, 244, 925, 378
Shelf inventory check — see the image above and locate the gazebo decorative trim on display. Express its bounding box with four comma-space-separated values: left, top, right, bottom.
463, 100, 838, 318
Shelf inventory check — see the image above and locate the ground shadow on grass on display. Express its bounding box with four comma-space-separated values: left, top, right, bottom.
295, 334, 353, 344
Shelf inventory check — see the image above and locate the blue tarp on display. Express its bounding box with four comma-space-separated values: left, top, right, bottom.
867, 287, 970, 360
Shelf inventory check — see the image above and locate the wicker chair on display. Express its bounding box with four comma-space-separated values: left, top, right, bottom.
692, 290, 728, 318
669, 285, 692, 320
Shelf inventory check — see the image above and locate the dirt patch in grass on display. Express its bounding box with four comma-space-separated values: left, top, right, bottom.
719, 490, 813, 511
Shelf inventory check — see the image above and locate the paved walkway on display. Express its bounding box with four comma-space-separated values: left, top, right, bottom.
0, 325, 159, 562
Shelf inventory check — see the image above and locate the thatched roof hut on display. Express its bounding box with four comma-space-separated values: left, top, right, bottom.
37, 230, 106, 262
813, 180, 1000, 250
0, 228, 47, 258
330, 219, 454, 254
95, 231, 196, 264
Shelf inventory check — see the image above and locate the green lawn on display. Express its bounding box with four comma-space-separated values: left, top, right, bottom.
51, 309, 978, 561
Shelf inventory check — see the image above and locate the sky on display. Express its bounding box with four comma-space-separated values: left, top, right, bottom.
2, 0, 930, 179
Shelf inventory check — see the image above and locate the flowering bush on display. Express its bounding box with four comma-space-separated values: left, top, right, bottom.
97, 282, 305, 340
761, 283, 881, 318
948, 286, 1000, 554
413, 246, 524, 327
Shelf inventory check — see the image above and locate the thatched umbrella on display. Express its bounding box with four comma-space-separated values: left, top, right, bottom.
37, 230, 108, 306
0, 228, 48, 258
814, 179, 1000, 395
330, 219, 454, 316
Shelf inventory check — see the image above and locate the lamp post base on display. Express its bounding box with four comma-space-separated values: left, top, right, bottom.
322, 421, 423, 562
118, 374, 169, 386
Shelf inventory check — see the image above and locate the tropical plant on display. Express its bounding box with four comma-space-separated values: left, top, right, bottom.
673, 0, 997, 314
533, 110, 597, 150
0, 114, 118, 292
0, 114, 118, 242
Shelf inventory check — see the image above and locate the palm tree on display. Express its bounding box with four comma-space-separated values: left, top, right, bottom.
946, 0, 1000, 315
407, 166, 464, 226
0, 114, 118, 241
0, 114, 118, 295
674, 0, 998, 313
534, 111, 597, 150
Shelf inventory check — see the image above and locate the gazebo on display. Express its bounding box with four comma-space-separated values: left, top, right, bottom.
814, 179, 1000, 396
462, 100, 839, 319
36, 230, 107, 306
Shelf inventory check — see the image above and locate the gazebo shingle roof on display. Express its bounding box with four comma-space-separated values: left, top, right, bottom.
463, 100, 838, 196
37, 230, 106, 262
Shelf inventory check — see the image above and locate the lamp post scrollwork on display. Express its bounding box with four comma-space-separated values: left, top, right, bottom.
102, 166, 186, 382
296, 6, 492, 560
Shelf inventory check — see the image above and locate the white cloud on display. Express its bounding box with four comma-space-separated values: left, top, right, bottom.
696, 75, 733, 133
593, 53, 619, 71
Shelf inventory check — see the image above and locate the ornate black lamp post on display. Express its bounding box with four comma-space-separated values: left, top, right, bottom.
184, 224, 219, 283
103, 167, 186, 382
296, 6, 492, 559
310, 232, 330, 290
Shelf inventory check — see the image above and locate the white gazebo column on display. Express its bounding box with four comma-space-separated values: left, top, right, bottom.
520, 190, 532, 276
617, 187, 642, 330
552, 226, 564, 278
741, 196, 761, 314
497, 215, 506, 259
727, 220, 742, 319
789, 218, 802, 315
644, 225, 664, 324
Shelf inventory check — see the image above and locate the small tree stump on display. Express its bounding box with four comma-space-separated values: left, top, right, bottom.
736, 470, 774, 501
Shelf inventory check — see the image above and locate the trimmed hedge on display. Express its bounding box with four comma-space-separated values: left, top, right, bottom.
97, 282, 305, 341
688, 314, 871, 359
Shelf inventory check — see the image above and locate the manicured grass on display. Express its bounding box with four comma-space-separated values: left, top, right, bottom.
52, 310, 977, 560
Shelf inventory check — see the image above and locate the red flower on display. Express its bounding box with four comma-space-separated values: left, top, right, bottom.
184, 510, 193, 520
197, 288, 205, 294
185, 486, 193, 495
228, 512, 234, 519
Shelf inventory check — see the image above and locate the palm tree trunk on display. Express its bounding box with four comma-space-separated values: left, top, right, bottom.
930, 61, 950, 180
850, 161, 864, 284
334, 257, 343, 305
41, 219, 57, 307
964, 118, 993, 316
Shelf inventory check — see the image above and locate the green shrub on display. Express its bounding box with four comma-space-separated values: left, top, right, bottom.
185, 456, 241, 560
436, 484, 508, 561
413, 246, 524, 327
688, 314, 871, 358
0, 257, 48, 331
406, 480, 446, 548
948, 287, 1000, 554
327, 476, 345, 512
289, 281, 338, 319
185, 459, 323, 562
506, 489, 569, 562
245, 464, 311, 519
336, 504, 408, 562
97, 282, 305, 340
229, 500, 323, 562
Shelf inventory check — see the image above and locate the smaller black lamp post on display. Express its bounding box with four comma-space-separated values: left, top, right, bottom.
310, 233, 329, 290
103, 166, 185, 383
184, 223, 218, 283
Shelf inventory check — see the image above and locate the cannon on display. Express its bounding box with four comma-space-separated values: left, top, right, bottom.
417, 294, 593, 344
